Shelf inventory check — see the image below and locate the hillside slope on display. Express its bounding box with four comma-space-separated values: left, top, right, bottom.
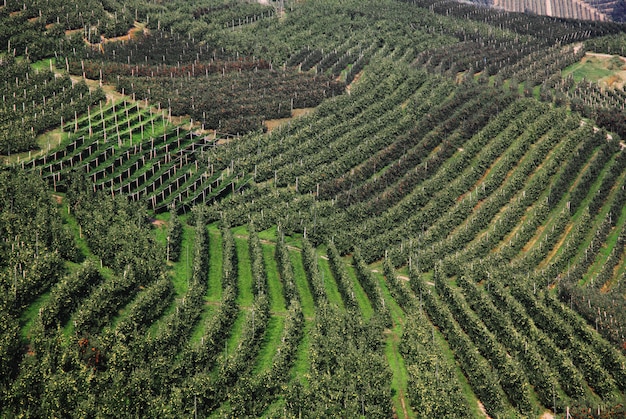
463, 0, 626, 21
1, 0, 626, 417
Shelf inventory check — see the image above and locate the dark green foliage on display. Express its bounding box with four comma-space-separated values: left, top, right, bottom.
166, 212, 183, 262
284, 303, 392, 418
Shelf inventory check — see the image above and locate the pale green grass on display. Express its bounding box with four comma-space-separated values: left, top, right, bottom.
431, 319, 484, 419
252, 316, 285, 374
385, 330, 415, 419
290, 321, 312, 387
372, 269, 411, 418
171, 222, 195, 297
289, 249, 315, 319
19, 292, 50, 339
562, 57, 615, 83
580, 169, 626, 286
316, 249, 345, 310
372, 270, 404, 327
224, 310, 248, 362
345, 260, 374, 320
207, 226, 223, 302
189, 305, 216, 345
152, 212, 170, 247
262, 243, 287, 313
235, 236, 254, 307
258, 225, 278, 242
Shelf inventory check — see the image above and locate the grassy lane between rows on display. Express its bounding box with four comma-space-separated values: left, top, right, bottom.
263, 243, 287, 314
372, 269, 413, 419
289, 248, 315, 319
317, 248, 345, 310
207, 225, 223, 302
235, 234, 254, 308
252, 316, 286, 375
345, 258, 374, 320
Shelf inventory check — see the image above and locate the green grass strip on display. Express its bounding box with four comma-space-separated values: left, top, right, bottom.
385, 330, 414, 419
223, 310, 248, 371
263, 243, 287, 313
171, 222, 195, 297
235, 236, 254, 307
431, 317, 485, 419
189, 305, 217, 345
207, 226, 223, 302
372, 269, 411, 417
59, 197, 92, 260
345, 260, 374, 320
316, 251, 345, 310
290, 321, 313, 387
19, 292, 50, 339
289, 249, 315, 319
152, 212, 170, 248
373, 268, 404, 327
252, 316, 286, 375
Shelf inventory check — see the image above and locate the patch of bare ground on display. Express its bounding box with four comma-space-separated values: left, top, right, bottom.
538, 222, 573, 270
69, 75, 125, 103
477, 401, 493, 418
345, 70, 364, 93
84, 22, 147, 51
65, 28, 82, 37
264, 107, 314, 132
151, 219, 166, 228
541, 411, 555, 419
522, 225, 545, 252
457, 146, 507, 203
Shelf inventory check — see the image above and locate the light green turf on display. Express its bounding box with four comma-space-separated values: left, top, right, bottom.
252, 316, 286, 374
316, 249, 345, 310
290, 321, 312, 387
580, 169, 626, 287
289, 249, 315, 319
562, 57, 616, 83
345, 260, 374, 320
372, 269, 411, 418
20, 292, 50, 339
207, 226, 223, 302
258, 225, 278, 242
171, 222, 195, 297
385, 330, 415, 419
235, 235, 254, 307
262, 243, 287, 313
189, 305, 216, 345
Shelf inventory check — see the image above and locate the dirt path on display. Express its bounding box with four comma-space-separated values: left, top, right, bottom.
538, 222, 573, 270
477, 401, 493, 419
546, 0, 553, 17
84, 22, 147, 51
264, 108, 314, 132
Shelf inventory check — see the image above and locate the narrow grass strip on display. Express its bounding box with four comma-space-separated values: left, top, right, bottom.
345, 261, 374, 320
263, 243, 287, 313
207, 227, 223, 302
235, 236, 254, 308
290, 321, 313, 387
316, 250, 345, 310
252, 316, 286, 374
289, 249, 315, 318
385, 331, 414, 419
171, 223, 195, 297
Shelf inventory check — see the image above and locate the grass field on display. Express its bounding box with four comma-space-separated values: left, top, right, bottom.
563, 53, 626, 87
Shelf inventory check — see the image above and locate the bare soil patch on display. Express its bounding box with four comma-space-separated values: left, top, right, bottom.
264, 108, 314, 132
150, 219, 167, 228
